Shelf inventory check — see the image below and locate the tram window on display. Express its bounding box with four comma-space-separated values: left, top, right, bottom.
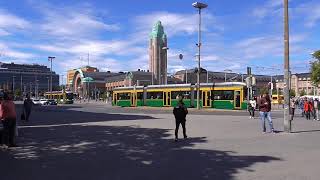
118, 93, 130, 100
172, 91, 191, 99
213, 90, 234, 100
137, 92, 143, 100
194, 91, 202, 99
147, 92, 163, 99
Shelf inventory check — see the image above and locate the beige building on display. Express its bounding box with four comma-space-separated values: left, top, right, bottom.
149, 21, 168, 85
275, 73, 318, 96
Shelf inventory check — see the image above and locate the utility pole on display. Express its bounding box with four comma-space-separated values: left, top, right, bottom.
206, 69, 209, 83
246, 67, 252, 111
48, 56, 55, 92
61, 74, 64, 90
12, 75, 15, 94
284, 0, 291, 133
158, 46, 161, 84
270, 75, 273, 99
20, 73, 23, 93
87, 53, 90, 66
185, 69, 188, 84
47, 77, 49, 92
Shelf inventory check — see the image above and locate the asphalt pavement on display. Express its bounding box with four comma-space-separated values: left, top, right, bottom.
1, 103, 320, 180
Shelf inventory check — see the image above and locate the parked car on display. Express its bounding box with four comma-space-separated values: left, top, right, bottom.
40, 99, 49, 105
46, 99, 57, 105
32, 99, 42, 105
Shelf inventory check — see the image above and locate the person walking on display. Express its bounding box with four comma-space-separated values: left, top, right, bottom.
299, 98, 305, 117
23, 94, 33, 122
290, 98, 296, 121
308, 99, 313, 120
0, 92, 17, 148
304, 99, 311, 120
314, 98, 319, 121
249, 98, 256, 119
258, 93, 274, 133
173, 98, 188, 142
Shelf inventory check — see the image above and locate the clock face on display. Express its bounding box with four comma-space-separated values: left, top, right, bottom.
127, 72, 133, 79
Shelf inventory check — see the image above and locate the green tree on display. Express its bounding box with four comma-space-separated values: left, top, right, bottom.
259, 87, 269, 95
289, 89, 296, 97
309, 88, 315, 95
14, 89, 21, 97
310, 50, 320, 86
299, 89, 306, 96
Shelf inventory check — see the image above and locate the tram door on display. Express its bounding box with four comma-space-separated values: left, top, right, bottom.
234, 90, 241, 109
202, 90, 212, 108
130, 92, 137, 107
163, 91, 171, 107
113, 93, 117, 105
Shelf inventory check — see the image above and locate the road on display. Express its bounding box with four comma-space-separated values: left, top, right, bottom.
1, 103, 320, 180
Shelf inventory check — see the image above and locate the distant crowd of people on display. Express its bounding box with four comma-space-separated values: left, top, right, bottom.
246, 94, 320, 134
296, 97, 320, 121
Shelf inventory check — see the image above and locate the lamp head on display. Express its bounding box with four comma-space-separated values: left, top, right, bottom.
192, 2, 208, 9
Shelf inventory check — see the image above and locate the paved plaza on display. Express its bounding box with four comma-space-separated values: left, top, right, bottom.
1, 103, 320, 180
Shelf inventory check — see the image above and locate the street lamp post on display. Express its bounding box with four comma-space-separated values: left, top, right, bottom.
46, 77, 50, 92
283, 0, 291, 133
61, 74, 64, 90
192, 1, 208, 110
48, 56, 55, 92
20, 73, 23, 93
12, 75, 16, 93
224, 69, 232, 82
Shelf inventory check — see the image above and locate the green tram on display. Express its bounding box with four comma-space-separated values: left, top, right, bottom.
112, 82, 248, 110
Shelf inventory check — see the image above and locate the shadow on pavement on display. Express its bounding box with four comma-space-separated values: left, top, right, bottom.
292, 129, 320, 133
15, 105, 157, 126
2, 123, 281, 180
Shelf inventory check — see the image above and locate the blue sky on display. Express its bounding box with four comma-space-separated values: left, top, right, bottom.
0, 0, 319, 81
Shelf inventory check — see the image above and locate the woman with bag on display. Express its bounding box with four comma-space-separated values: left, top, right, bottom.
0, 92, 17, 148
23, 94, 33, 122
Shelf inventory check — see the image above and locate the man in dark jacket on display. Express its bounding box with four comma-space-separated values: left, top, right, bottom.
173, 99, 188, 141
23, 94, 33, 122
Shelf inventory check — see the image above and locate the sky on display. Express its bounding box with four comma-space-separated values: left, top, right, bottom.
0, 0, 319, 82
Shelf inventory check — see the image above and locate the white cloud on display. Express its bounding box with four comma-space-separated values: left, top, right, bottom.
251, 0, 284, 19
0, 42, 35, 59
33, 39, 146, 57
134, 11, 222, 38
295, 2, 320, 28
0, 9, 30, 36
234, 33, 308, 60
201, 55, 220, 62
40, 8, 119, 39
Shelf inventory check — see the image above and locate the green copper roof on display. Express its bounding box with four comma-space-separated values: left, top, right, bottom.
150, 20, 167, 39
